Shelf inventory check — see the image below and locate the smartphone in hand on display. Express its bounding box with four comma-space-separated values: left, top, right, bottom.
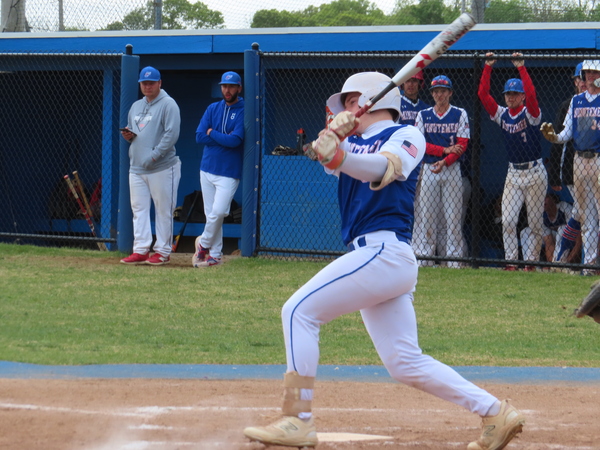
120, 127, 136, 136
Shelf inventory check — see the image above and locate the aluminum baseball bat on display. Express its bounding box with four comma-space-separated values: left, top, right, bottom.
355, 13, 477, 119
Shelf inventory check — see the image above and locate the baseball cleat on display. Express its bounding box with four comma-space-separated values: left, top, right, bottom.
467, 400, 525, 450
243, 416, 318, 448
120, 252, 149, 265
192, 236, 209, 266
195, 256, 222, 267
146, 253, 170, 265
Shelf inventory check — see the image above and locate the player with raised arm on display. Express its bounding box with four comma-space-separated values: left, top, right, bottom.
478, 52, 547, 271
243, 71, 525, 450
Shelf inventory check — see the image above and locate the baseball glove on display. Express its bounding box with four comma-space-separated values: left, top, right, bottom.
272, 145, 298, 156
574, 279, 600, 323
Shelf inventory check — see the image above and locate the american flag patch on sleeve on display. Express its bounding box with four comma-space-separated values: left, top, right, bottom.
402, 140, 418, 158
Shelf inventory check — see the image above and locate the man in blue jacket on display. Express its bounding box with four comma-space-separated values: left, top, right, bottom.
193, 71, 244, 267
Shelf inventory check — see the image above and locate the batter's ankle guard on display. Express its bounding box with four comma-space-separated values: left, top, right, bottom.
282, 371, 315, 416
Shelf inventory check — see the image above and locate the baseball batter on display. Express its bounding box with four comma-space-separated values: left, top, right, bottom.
541, 59, 600, 275
414, 75, 469, 268
243, 72, 525, 450
478, 52, 547, 271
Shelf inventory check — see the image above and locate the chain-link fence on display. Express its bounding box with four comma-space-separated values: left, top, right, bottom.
3, 0, 600, 32
0, 50, 122, 249
258, 51, 600, 272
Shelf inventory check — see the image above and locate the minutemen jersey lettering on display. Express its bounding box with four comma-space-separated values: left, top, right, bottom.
492, 105, 542, 163
571, 92, 600, 152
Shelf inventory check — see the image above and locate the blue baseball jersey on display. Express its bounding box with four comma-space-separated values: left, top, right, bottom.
415, 106, 470, 164
543, 207, 567, 232
399, 94, 429, 126
335, 123, 425, 245
491, 106, 543, 163
570, 92, 600, 152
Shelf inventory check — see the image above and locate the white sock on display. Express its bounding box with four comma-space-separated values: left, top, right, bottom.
298, 389, 313, 420
485, 401, 501, 417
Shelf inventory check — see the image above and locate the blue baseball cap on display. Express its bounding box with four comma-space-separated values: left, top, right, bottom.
219, 71, 242, 86
138, 66, 161, 82
503, 78, 524, 93
573, 62, 583, 78
429, 75, 452, 90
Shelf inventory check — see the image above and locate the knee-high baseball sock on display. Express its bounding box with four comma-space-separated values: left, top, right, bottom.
556, 218, 581, 262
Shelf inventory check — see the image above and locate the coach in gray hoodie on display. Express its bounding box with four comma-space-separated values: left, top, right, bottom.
120, 66, 181, 266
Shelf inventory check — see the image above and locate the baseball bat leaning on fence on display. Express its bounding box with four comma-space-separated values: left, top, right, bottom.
72, 171, 94, 221
63, 174, 108, 251
172, 190, 201, 252
354, 12, 476, 122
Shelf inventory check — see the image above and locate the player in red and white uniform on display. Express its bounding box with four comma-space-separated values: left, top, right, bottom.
243, 71, 524, 450
414, 75, 469, 268
478, 52, 547, 271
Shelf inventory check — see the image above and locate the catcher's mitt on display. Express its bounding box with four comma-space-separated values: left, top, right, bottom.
574, 279, 600, 323
272, 145, 298, 156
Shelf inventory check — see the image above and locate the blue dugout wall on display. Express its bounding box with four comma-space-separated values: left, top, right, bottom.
0, 23, 598, 258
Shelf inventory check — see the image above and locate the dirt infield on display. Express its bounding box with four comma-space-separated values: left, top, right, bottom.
1, 378, 598, 449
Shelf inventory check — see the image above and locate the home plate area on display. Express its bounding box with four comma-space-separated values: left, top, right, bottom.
318, 432, 392, 442
0, 378, 597, 449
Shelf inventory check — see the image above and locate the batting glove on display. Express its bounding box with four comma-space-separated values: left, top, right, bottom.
329, 111, 359, 139
312, 130, 346, 169
540, 122, 558, 143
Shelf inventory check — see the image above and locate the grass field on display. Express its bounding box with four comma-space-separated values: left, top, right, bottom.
1, 243, 599, 368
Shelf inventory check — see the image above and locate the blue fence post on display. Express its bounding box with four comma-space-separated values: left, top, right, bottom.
242, 43, 261, 257
117, 45, 139, 254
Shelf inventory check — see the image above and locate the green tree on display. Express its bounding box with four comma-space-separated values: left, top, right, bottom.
483, 0, 533, 23
388, 0, 460, 25
250, 10, 305, 28
251, 0, 600, 28
102, 0, 224, 31
483, 0, 597, 23
251, 0, 387, 28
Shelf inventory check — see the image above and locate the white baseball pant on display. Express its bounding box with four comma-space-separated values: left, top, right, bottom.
520, 225, 565, 261
572, 154, 600, 265
502, 160, 547, 262
436, 175, 471, 264
282, 230, 498, 416
414, 162, 464, 268
199, 170, 239, 259
565, 184, 596, 264
129, 161, 181, 256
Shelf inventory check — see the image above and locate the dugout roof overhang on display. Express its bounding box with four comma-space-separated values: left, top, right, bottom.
0, 22, 597, 55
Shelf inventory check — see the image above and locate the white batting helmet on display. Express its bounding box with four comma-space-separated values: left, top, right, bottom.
327, 72, 400, 121
580, 60, 600, 80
